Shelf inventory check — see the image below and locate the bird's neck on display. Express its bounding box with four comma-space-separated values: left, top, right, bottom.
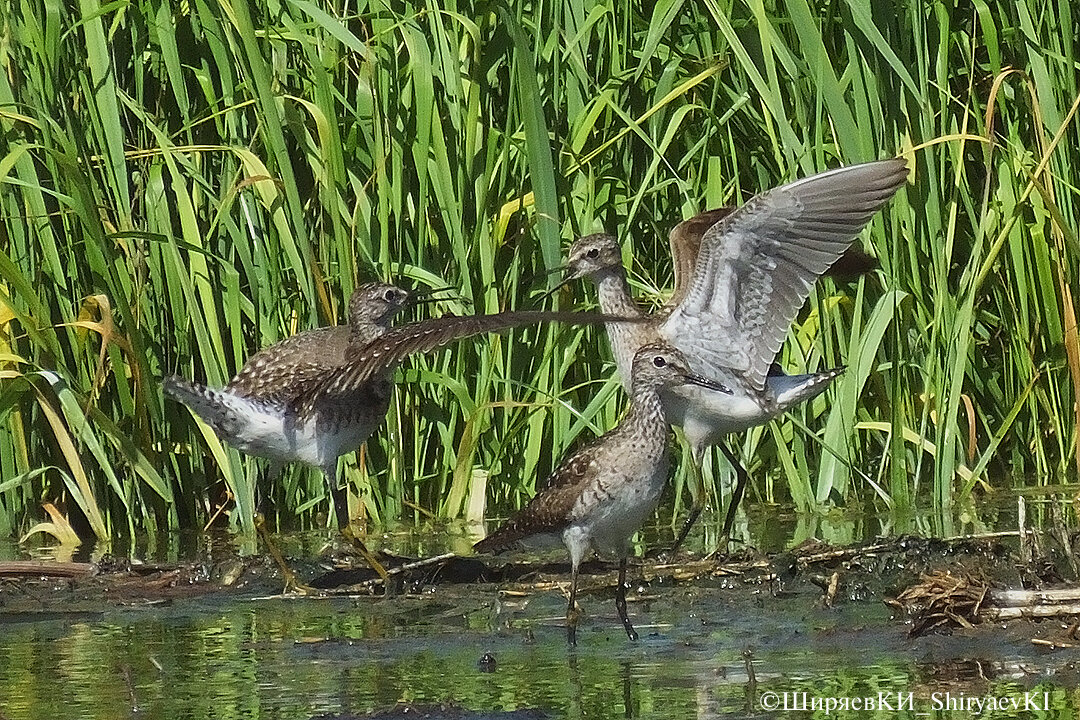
593, 269, 640, 319
348, 318, 391, 348
593, 269, 647, 388
619, 385, 669, 447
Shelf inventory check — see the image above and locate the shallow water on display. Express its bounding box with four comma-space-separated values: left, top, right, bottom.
2, 568, 1078, 719
2, 496, 1078, 719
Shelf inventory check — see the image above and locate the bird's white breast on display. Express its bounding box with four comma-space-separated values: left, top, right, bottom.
663, 383, 769, 449
570, 462, 668, 557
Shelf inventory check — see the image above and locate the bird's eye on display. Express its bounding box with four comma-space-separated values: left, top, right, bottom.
384, 289, 397, 302
652, 355, 667, 368
586, 248, 600, 259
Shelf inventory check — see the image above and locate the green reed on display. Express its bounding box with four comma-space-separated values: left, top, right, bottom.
0, 0, 1076, 544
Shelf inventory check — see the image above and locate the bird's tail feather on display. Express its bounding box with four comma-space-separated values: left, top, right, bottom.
769, 367, 845, 411
163, 376, 240, 433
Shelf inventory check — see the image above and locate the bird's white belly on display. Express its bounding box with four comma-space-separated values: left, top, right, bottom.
230, 404, 370, 468
230, 406, 318, 464
219, 400, 294, 461
663, 383, 769, 449
310, 421, 374, 467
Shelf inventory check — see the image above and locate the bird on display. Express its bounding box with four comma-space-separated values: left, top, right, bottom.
165, 282, 637, 581
165, 281, 422, 578
547, 158, 908, 553
166, 284, 421, 520
473, 342, 732, 645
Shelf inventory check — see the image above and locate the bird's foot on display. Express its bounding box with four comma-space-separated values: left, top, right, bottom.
341, 525, 391, 585
255, 512, 315, 595
280, 568, 315, 595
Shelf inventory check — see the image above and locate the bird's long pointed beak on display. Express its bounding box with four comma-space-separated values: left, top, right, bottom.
682, 373, 733, 395
533, 264, 575, 302
410, 286, 462, 305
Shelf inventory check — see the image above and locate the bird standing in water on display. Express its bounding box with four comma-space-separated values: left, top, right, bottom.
474, 342, 731, 644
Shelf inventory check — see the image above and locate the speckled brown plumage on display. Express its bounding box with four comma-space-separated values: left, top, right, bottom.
473, 342, 733, 644
470, 439, 606, 555
473, 346, 683, 556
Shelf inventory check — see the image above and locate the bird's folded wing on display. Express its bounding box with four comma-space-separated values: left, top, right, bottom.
659, 158, 907, 391
473, 449, 601, 553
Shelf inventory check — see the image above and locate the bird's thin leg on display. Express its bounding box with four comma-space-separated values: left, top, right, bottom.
261, 460, 284, 519
255, 510, 312, 594
616, 556, 638, 641
328, 459, 351, 530
254, 463, 312, 593
326, 461, 390, 583
566, 559, 580, 647
718, 443, 750, 548
668, 446, 706, 555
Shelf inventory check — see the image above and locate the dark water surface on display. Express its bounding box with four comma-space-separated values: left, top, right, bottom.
2, 499, 1078, 719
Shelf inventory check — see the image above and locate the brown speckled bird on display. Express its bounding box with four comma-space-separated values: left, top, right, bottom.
164, 282, 415, 530
474, 342, 732, 645
549, 159, 908, 552
165, 284, 635, 567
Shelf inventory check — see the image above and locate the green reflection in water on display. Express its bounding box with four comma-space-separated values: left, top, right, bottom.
1, 588, 1078, 720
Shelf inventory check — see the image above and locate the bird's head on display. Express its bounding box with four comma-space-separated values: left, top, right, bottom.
631, 342, 733, 395
563, 233, 623, 282
348, 282, 411, 328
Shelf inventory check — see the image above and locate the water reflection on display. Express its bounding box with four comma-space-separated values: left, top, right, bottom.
2, 492, 1078, 719
9, 490, 1066, 566
0, 582, 1077, 720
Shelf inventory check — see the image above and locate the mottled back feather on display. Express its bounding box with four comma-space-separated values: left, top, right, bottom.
227, 327, 355, 402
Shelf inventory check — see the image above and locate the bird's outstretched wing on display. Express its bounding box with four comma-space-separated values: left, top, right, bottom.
659, 158, 907, 391
289, 310, 639, 417
665, 207, 879, 313
665, 207, 735, 313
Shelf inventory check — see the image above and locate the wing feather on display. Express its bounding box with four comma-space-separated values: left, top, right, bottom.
659, 158, 907, 390
666, 207, 735, 312
289, 311, 634, 417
